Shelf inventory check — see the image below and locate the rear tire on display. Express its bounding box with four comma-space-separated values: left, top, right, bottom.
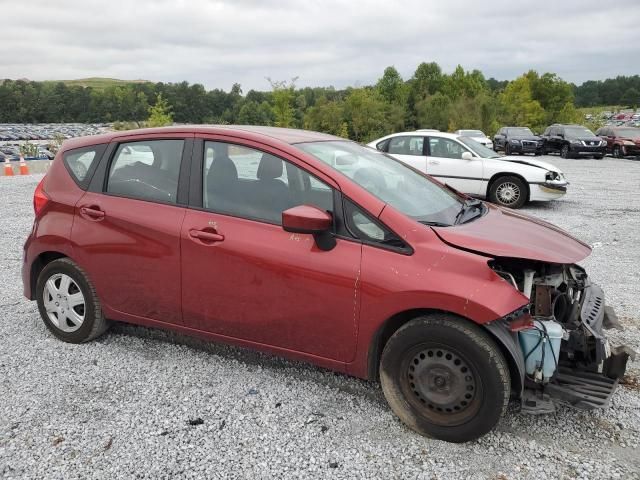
36, 258, 109, 343
379, 314, 510, 443
593, 155, 603, 160
489, 175, 527, 209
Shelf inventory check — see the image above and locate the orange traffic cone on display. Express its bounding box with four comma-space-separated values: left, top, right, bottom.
19, 155, 29, 175
3, 158, 13, 176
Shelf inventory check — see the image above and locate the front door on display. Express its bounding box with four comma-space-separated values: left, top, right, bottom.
181, 139, 362, 362
426, 136, 484, 195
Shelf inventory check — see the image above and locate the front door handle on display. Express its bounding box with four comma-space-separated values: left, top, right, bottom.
429, 160, 441, 165
79, 206, 105, 220
189, 229, 225, 243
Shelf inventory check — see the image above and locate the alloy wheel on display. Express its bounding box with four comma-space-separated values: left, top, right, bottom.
495, 181, 521, 206
42, 273, 86, 332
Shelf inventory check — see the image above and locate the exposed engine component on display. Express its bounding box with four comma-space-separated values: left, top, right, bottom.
489, 259, 635, 413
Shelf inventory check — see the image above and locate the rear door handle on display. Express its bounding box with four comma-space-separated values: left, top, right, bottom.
189, 229, 225, 243
429, 160, 441, 165
79, 206, 105, 220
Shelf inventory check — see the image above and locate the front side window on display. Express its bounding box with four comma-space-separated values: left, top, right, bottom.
428, 137, 469, 159
297, 141, 462, 226
387, 136, 424, 156
203, 141, 332, 224
107, 139, 184, 203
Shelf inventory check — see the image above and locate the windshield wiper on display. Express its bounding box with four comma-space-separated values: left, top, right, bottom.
419, 220, 451, 227
454, 198, 484, 225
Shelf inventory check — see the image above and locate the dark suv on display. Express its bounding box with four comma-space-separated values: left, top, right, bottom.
541, 124, 606, 159
493, 127, 543, 155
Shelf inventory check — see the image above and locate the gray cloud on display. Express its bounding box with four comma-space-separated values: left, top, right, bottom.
2, 0, 639, 91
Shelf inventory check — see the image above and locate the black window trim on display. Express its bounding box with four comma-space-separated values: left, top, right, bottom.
339, 197, 413, 255
88, 137, 193, 207
62, 143, 108, 190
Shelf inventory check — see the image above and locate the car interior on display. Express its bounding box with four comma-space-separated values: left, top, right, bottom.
203, 142, 333, 224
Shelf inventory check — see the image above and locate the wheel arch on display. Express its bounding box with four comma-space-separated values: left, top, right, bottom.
486, 172, 530, 203
30, 251, 68, 300
367, 308, 523, 397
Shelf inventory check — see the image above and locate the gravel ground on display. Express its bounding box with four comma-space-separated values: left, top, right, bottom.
1, 156, 639, 480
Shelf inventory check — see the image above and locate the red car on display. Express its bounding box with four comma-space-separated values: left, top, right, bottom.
596, 126, 640, 158
22, 126, 632, 442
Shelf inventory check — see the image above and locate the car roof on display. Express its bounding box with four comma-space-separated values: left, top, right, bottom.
60, 125, 343, 151
378, 131, 461, 140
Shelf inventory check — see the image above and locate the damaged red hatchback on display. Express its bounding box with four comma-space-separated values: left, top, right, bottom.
22, 126, 633, 442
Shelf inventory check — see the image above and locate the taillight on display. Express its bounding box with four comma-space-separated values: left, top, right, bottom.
33, 177, 49, 215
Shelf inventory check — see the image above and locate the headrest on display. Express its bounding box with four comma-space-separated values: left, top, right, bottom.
257, 154, 283, 180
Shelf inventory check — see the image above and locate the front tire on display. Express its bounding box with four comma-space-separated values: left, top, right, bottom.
379, 314, 510, 443
560, 144, 572, 159
504, 143, 511, 155
36, 258, 109, 343
613, 145, 623, 158
489, 175, 527, 209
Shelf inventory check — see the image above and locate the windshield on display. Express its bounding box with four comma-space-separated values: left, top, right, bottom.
565, 126, 596, 138
296, 141, 463, 225
508, 128, 534, 136
615, 128, 640, 139
459, 130, 484, 137
458, 137, 501, 159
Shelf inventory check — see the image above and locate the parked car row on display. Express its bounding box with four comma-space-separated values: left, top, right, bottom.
492, 124, 614, 159
0, 144, 55, 161
0, 123, 108, 142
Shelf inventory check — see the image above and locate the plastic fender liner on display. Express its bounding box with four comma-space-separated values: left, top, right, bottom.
484, 319, 526, 396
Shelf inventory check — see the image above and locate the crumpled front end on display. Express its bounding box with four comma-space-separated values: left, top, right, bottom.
488, 259, 636, 414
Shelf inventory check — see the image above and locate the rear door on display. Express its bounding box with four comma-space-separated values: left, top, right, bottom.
425, 136, 484, 195
385, 135, 427, 172
180, 137, 362, 362
71, 133, 193, 325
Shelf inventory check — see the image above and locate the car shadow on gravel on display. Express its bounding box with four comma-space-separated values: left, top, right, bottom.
108, 322, 388, 406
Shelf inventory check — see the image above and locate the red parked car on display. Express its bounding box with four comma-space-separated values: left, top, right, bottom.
22, 126, 632, 442
595, 126, 640, 158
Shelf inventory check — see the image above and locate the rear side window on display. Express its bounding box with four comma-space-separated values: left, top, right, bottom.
388, 136, 424, 156
63, 144, 107, 188
107, 140, 184, 204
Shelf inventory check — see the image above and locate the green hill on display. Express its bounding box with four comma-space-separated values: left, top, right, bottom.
55, 77, 151, 89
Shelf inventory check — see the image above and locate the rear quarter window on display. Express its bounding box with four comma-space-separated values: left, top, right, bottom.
63, 144, 107, 188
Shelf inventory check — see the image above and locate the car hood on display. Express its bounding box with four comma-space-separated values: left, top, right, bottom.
432, 204, 591, 264
498, 156, 563, 173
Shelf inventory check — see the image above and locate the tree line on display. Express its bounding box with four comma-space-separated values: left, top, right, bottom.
1, 64, 638, 142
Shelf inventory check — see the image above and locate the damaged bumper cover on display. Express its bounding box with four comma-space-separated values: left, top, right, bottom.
486, 280, 636, 414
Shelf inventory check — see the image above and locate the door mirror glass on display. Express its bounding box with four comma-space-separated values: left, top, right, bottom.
461, 151, 473, 161
282, 205, 332, 234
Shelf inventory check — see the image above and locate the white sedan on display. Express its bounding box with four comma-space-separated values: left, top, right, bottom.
454, 129, 493, 149
367, 131, 568, 209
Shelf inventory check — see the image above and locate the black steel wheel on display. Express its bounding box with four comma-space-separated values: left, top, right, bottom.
379, 314, 510, 443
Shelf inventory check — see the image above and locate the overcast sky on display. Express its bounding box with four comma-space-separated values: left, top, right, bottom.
3, 0, 639, 91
